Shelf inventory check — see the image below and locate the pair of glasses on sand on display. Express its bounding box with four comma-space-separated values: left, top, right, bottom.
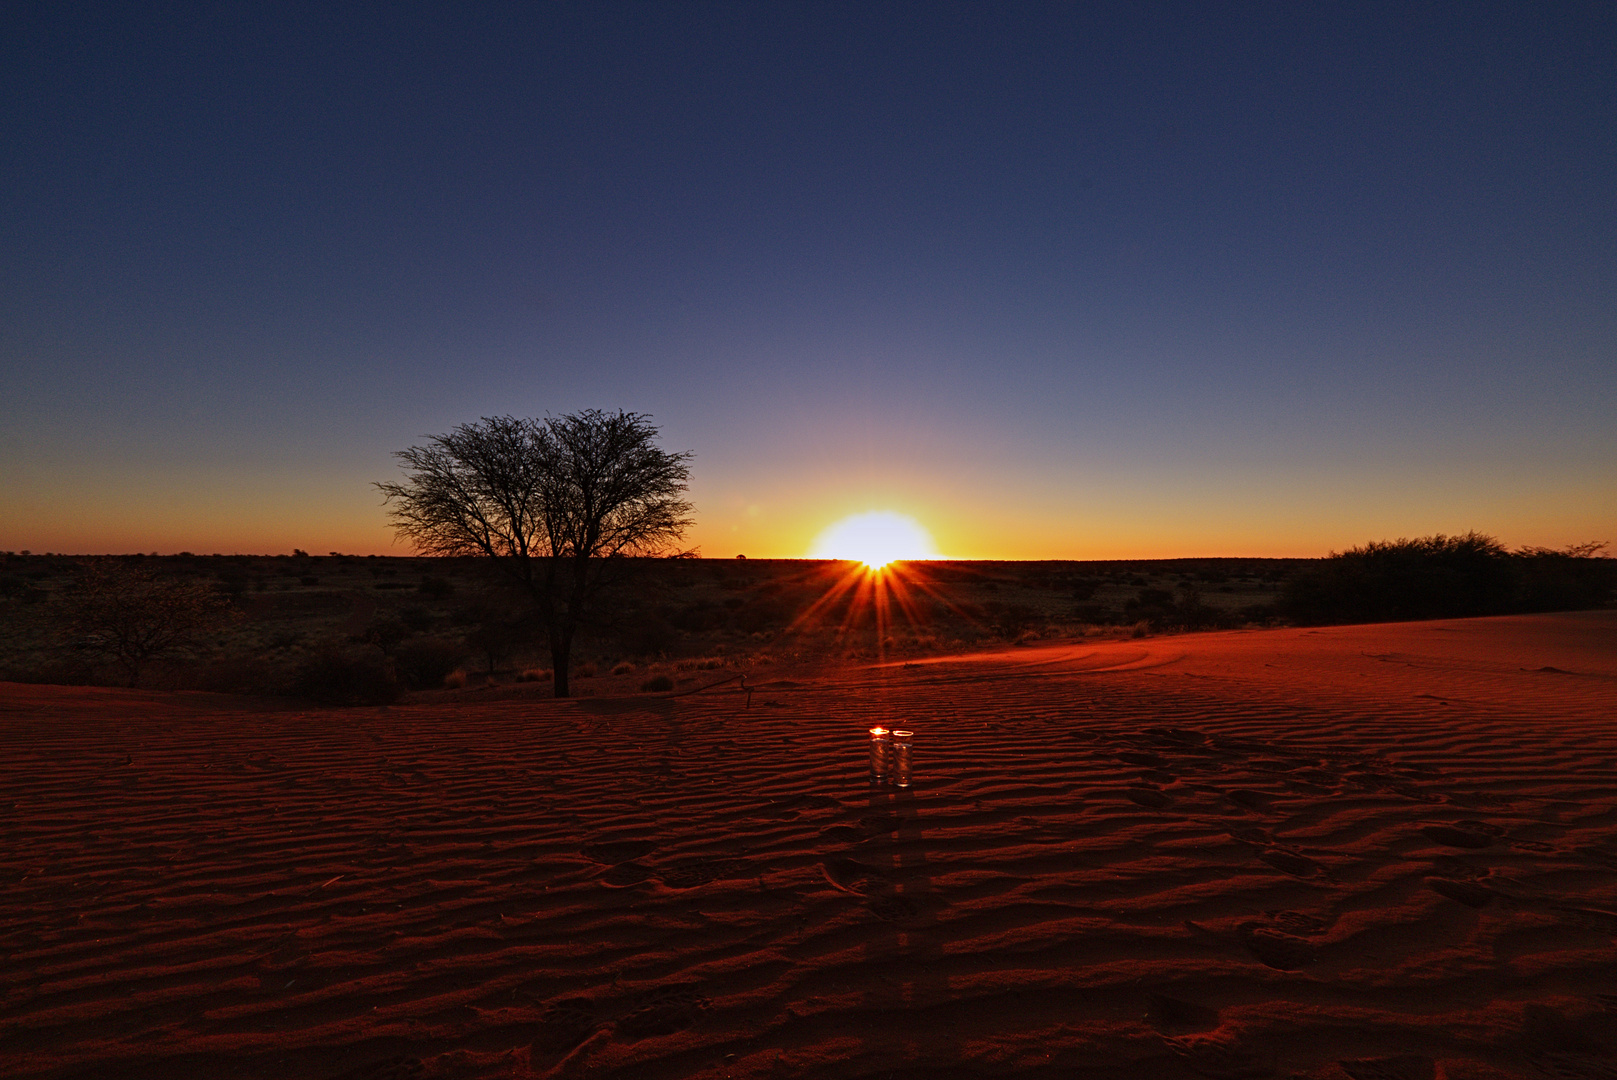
868, 727, 914, 787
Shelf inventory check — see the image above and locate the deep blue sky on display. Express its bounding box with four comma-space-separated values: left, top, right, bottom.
2, 2, 1612, 556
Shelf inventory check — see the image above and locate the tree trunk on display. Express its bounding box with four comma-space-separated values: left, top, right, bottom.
551, 635, 571, 698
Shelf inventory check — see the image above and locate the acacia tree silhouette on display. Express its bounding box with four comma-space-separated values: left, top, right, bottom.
377, 411, 693, 697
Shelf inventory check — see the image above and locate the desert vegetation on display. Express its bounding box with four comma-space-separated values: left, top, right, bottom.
0, 553, 1292, 699
1279, 533, 1614, 625
376, 411, 693, 697
2, 536, 1608, 703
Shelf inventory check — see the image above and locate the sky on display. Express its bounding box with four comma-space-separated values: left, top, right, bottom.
2, 2, 1613, 559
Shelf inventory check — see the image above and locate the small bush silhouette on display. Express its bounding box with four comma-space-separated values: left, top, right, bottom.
611, 661, 634, 675
392, 637, 469, 690
443, 668, 468, 689
418, 575, 455, 599
517, 667, 552, 682
640, 674, 674, 692
294, 648, 401, 705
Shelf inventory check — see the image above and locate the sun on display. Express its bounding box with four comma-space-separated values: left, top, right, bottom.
810, 511, 938, 569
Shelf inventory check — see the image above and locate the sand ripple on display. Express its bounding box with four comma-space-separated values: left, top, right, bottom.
2, 612, 1615, 1078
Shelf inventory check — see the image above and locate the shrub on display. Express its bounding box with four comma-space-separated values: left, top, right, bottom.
576, 662, 597, 678
1281, 533, 1515, 625
398, 606, 436, 634
392, 637, 469, 690
1514, 543, 1616, 612
1071, 602, 1117, 624
517, 667, 552, 682
293, 648, 401, 705
194, 655, 285, 695
419, 575, 455, 599
63, 560, 237, 687
640, 674, 674, 692
443, 668, 468, 689
459, 598, 536, 673
611, 661, 634, 675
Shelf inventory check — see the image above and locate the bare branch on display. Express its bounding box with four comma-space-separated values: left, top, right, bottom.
376, 410, 693, 697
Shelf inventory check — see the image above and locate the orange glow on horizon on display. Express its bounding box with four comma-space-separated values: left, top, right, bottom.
808, 511, 938, 568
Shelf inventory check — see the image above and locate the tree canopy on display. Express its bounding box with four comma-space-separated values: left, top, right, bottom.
377, 411, 693, 695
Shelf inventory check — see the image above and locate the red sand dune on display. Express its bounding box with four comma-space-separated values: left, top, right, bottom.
2, 611, 1615, 1079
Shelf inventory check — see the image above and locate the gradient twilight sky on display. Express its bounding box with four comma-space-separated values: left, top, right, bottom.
2, 3, 1613, 559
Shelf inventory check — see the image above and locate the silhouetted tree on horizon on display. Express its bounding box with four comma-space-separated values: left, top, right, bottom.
376, 411, 694, 697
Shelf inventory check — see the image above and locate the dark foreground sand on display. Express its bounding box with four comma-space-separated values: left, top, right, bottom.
2, 612, 1615, 1080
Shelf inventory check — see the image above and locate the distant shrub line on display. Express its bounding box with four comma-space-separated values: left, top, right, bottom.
1277, 534, 1613, 626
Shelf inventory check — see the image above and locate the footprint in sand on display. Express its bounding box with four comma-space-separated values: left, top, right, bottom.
1163, 1035, 1274, 1079
820, 814, 903, 845
858, 814, 902, 835
1238, 923, 1318, 970
821, 857, 889, 895
1512, 839, 1556, 853
1339, 1055, 1435, 1080
581, 840, 657, 864
617, 984, 709, 1038
598, 863, 653, 887
1421, 821, 1503, 849
1146, 726, 1208, 745
1258, 850, 1320, 878
1146, 993, 1219, 1034
533, 999, 600, 1052
764, 794, 841, 818
656, 859, 749, 889
1263, 910, 1327, 936
1430, 855, 1490, 880
865, 894, 922, 922
1225, 790, 1278, 812
1294, 768, 1340, 787
1427, 878, 1495, 908
1551, 907, 1617, 935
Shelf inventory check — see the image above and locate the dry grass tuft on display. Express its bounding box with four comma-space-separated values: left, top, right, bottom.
516, 667, 552, 683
